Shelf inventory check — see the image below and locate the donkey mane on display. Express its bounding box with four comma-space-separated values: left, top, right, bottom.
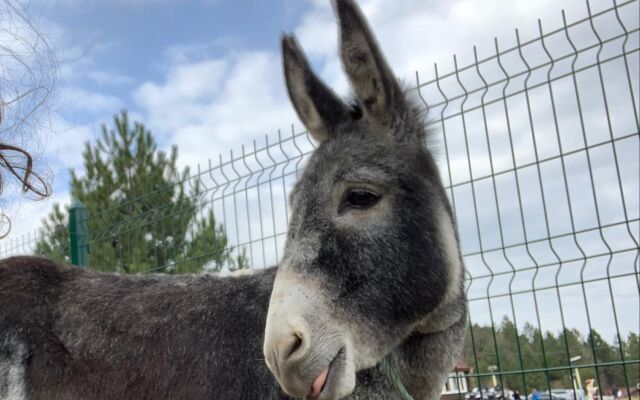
347, 84, 433, 138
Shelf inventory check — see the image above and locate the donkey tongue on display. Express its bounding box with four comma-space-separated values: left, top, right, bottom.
308, 367, 329, 398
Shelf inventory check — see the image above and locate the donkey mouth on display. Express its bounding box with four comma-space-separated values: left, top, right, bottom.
307, 347, 345, 399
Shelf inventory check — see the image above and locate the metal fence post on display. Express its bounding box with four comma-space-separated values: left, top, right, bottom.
69, 201, 89, 267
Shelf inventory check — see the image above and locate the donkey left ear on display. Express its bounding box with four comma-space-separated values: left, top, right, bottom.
335, 0, 405, 134
282, 34, 351, 143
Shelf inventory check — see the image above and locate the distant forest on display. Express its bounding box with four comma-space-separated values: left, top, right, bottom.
461, 317, 639, 394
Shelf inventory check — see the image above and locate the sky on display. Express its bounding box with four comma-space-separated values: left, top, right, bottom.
1, 0, 638, 344
3, 0, 634, 232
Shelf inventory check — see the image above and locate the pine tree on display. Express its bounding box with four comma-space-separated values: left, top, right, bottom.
622, 333, 639, 390
460, 318, 635, 394
36, 111, 248, 273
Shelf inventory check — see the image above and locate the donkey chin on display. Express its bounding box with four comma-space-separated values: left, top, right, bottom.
263, 269, 362, 400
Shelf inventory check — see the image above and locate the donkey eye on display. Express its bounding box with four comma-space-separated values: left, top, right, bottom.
343, 189, 380, 210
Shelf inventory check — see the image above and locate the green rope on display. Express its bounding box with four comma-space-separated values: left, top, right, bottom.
381, 357, 415, 400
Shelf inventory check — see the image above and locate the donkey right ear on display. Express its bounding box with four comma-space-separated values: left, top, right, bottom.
335, 0, 405, 133
282, 34, 350, 143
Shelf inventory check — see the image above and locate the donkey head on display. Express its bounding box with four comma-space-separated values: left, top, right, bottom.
263, 0, 462, 398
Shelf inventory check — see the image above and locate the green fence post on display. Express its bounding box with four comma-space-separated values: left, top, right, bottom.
69, 201, 89, 267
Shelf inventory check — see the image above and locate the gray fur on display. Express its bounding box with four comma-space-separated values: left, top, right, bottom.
265, 0, 466, 398
0, 1, 466, 399
0, 329, 28, 400
0, 257, 458, 399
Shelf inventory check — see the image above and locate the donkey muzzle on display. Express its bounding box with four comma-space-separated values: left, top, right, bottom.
263, 270, 355, 399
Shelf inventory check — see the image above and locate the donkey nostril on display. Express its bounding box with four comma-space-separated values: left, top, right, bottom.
286, 331, 304, 359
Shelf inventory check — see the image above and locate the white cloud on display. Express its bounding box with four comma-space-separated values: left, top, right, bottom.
135, 59, 228, 114
129, 0, 621, 171
61, 87, 123, 114
294, 0, 602, 92
133, 51, 297, 168
162, 36, 240, 64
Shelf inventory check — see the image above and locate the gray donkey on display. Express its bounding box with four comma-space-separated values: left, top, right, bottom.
0, 0, 466, 399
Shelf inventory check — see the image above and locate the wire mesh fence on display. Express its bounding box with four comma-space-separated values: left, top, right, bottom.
1, 0, 638, 398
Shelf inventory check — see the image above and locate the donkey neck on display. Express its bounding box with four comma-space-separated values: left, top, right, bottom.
388, 294, 467, 400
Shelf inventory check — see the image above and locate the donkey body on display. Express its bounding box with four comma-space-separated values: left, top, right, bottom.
1, 1, 466, 399
0, 256, 462, 399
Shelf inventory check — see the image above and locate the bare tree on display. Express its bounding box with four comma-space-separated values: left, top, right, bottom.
0, 0, 58, 237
